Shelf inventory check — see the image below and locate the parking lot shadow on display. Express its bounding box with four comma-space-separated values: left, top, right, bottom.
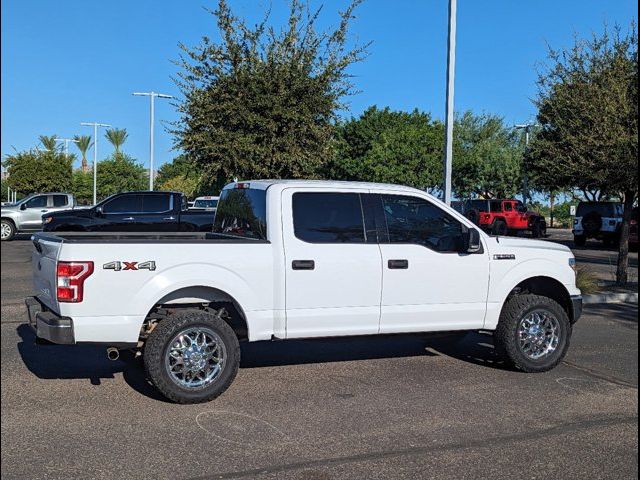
15, 324, 168, 402
425, 331, 515, 371
240, 333, 441, 368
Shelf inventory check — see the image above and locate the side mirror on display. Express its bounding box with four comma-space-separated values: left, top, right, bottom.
463, 228, 482, 254
20, 203, 27, 210
95, 206, 103, 216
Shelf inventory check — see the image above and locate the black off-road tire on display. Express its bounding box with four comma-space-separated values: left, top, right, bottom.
144, 309, 240, 404
494, 294, 572, 373
491, 220, 508, 236
573, 235, 586, 247
531, 220, 546, 238
1, 219, 16, 241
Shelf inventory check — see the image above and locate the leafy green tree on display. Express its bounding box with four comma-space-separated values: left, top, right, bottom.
452, 111, 523, 199
96, 154, 146, 199
155, 155, 204, 198
1, 178, 8, 202
3, 148, 73, 194
527, 24, 638, 284
172, 0, 368, 191
71, 170, 94, 205
74, 135, 93, 173
328, 106, 443, 190
104, 128, 129, 154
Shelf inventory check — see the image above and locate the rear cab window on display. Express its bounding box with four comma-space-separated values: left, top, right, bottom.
292, 192, 366, 243
213, 187, 267, 239
141, 193, 172, 213
52, 195, 69, 207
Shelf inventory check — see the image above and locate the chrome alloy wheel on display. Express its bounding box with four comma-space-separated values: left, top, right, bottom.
517, 309, 561, 360
164, 327, 226, 389
1, 222, 12, 240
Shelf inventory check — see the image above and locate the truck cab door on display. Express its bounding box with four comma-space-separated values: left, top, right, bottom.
376, 194, 489, 333
19, 195, 50, 230
136, 193, 179, 231
98, 194, 144, 231
282, 188, 383, 338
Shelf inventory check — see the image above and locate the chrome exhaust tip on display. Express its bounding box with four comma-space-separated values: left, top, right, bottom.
106, 347, 120, 361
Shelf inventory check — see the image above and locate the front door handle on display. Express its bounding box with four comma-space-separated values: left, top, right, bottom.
388, 259, 409, 269
163, 216, 176, 221
292, 260, 315, 270
123, 217, 135, 221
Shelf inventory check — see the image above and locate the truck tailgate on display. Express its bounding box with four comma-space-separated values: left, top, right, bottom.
31, 234, 62, 312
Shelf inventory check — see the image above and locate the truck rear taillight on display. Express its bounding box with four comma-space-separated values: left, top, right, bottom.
57, 261, 94, 303
484, 214, 491, 220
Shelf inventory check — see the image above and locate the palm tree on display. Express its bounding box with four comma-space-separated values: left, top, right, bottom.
74, 135, 93, 173
105, 128, 129, 155
39, 135, 58, 152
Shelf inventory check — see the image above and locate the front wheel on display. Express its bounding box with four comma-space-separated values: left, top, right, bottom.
144, 309, 240, 404
494, 294, 571, 372
1, 219, 16, 241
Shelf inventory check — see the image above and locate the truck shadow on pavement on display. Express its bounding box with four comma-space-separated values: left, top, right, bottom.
16, 325, 512, 402
15, 324, 169, 402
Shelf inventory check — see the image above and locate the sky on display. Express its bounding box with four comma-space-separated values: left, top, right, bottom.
1, 0, 638, 173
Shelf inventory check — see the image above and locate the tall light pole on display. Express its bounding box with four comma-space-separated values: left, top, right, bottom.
132, 91, 173, 190
443, 0, 457, 205
54, 137, 79, 157
81, 122, 111, 205
515, 123, 539, 205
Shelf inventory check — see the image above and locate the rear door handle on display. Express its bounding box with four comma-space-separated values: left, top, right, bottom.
163, 216, 176, 221
388, 259, 409, 269
292, 260, 315, 270
123, 217, 135, 221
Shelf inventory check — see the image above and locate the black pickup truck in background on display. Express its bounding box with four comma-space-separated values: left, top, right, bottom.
42, 191, 215, 233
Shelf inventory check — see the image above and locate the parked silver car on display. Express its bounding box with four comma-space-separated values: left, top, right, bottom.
1, 193, 76, 241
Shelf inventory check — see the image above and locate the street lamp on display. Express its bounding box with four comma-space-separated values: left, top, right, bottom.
54, 137, 79, 157
80, 122, 111, 205
132, 91, 173, 190
443, 0, 457, 205
514, 123, 539, 205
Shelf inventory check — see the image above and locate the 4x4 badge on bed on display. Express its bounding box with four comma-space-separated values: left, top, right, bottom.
103, 261, 156, 271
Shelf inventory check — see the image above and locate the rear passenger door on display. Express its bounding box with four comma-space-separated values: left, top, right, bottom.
282, 189, 383, 338
136, 193, 179, 231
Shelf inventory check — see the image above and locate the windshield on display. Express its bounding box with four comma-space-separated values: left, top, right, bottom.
194, 199, 218, 209
212, 188, 267, 240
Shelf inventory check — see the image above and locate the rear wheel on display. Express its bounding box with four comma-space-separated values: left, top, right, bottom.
494, 294, 571, 372
491, 220, 508, 236
144, 309, 240, 404
1, 219, 15, 241
531, 220, 546, 238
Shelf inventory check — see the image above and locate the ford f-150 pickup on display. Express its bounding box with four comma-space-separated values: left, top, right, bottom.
27, 180, 582, 403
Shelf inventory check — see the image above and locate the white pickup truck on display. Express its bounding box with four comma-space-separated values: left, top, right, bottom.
27, 180, 582, 403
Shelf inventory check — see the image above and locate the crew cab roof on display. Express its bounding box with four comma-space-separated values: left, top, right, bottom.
223, 179, 429, 195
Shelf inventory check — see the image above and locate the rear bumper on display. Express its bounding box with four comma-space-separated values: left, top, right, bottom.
25, 297, 75, 345
571, 295, 583, 324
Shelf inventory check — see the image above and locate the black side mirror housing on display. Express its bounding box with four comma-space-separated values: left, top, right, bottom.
463, 228, 482, 254
20, 203, 27, 211
95, 206, 103, 216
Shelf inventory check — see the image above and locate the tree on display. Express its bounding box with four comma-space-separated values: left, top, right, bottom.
104, 129, 129, 154
96, 154, 146, 199
39, 135, 58, 152
327, 106, 443, 191
71, 170, 94, 205
155, 155, 204, 198
452, 111, 523, 199
74, 135, 93, 173
172, 0, 369, 191
528, 24, 638, 284
3, 148, 73, 194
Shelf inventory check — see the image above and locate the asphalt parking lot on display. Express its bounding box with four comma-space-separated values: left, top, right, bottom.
1, 236, 638, 479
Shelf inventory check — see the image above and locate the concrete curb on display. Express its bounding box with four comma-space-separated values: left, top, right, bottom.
583, 292, 639, 305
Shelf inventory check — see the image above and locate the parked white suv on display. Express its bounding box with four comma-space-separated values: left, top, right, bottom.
27, 180, 582, 403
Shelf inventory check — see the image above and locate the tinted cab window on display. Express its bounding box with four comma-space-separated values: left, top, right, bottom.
141, 194, 171, 213
102, 194, 143, 213
52, 195, 69, 207
292, 192, 365, 243
24, 195, 47, 208
381, 195, 464, 252
213, 188, 267, 239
